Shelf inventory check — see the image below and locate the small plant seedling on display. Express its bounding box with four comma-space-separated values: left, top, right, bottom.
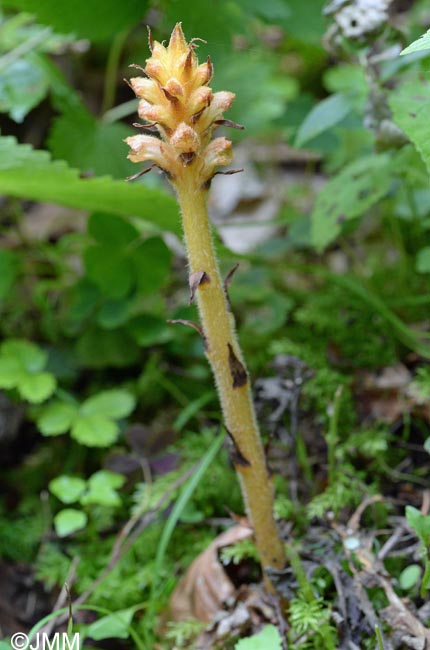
124, 24, 286, 588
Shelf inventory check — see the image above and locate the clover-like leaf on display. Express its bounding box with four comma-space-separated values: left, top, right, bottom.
0, 339, 56, 403
80, 470, 125, 507
37, 401, 77, 436
54, 508, 87, 537
81, 389, 136, 420
71, 413, 119, 447
49, 476, 87, 504
19, 372, 57, 403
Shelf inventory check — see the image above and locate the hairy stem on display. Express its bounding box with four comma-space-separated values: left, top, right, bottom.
175, 174, 286, 586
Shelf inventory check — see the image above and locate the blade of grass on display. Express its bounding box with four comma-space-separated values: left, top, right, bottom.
153, 429, 225, 583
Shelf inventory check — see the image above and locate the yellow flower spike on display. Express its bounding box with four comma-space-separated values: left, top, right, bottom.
125, 24, 286, 591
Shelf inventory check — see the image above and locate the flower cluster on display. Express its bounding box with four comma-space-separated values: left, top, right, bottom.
125, 23, 240, 187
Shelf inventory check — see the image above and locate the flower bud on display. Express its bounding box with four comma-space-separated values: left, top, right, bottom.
164, 77, 184, 98
125, 135, 164, 165
171, 123, 200, 154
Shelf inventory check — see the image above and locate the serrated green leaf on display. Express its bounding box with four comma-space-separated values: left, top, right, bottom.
389, 80, 430, 176
133, 237, 172, 295
295, 93, 352, 147
71, 413, 119, 447
1, 0, 148, 41
0, 137, 179, 234
49, 476, 86, 504
37, 401, 77, 435
401, 29, 430, 56
235, 625, 282, 650
311, 154, 392, 250
47, 110, 135, 178
87, 607, 135, 641
19, 371, 56, 403
54, 508, 87, 537
88, 213, 139, 247
81, 390, 135, 419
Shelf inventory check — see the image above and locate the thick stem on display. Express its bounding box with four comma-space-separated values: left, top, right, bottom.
175, 174, 286, 585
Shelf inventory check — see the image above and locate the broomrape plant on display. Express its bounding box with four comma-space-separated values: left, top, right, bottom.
124, 23, 286, 587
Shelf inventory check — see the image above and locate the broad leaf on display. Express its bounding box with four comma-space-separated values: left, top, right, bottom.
88, 213, 139, 247
390, 80, 430, 176
295, 93, 352, 147
235, 625, 282, 650
311, 154, 392, 250
416, 247, 430, 274
401, 29, 430, 56
0, 137, 180, 234
0, 56, 49, 123
1, 0, 148, 41
47, 110, 135, 178
87, 607, 135, 641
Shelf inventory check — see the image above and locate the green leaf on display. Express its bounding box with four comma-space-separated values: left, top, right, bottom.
87, 607, 135, 641
71, 413, 119, 447
49, 476, 86, 504
133, 237, 172, 295
0, 250, 19, 300
235, 625, 282, 650
416, 247, 430, 273
88, 213, 139, 247
401, 29, 430, 56
389, 80, 430, 176
406, 506, 430, 547
76, 327, 139, 368
84, 245, 134, 299
47, 110, 135, 178
1, 339, 46, 373
54, 508, 87, 537
0, 137, 179, 234
80, 470, 125, 507
399, 564, 422, 590
295, 93, 352, 147
127, 314, 173, 347
97, 297, 134, 329
81, 389, 136, 419
1, 0, 149, 41
311, 154, 392, 250
19, 372, 56, 403
0, 357, 22, 388
37, 401, 77, 436
0, 57, 50, 123
235, 0, 290, 23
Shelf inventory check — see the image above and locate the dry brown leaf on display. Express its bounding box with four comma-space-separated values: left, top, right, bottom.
168, 524, 253, 623
354, 364, 429, 423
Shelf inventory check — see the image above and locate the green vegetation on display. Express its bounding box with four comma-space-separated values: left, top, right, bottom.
0, 1, 429, 648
